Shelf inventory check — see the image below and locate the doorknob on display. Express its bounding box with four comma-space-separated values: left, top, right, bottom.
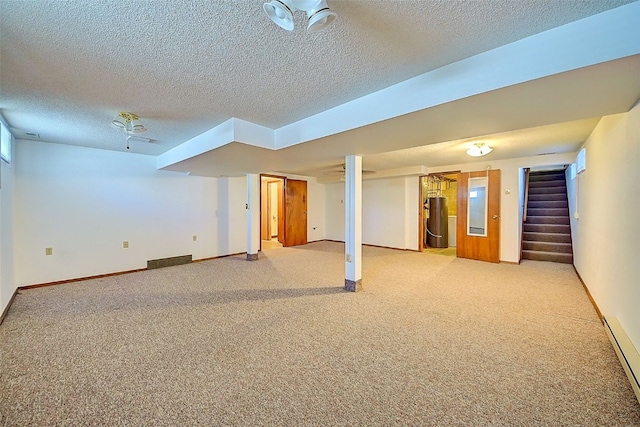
492, 214, 499, 220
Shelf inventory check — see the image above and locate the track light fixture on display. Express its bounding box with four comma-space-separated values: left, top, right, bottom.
263, 0, 336, 32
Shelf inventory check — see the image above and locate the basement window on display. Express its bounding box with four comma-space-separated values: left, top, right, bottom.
1, 121, 12, 164
576, 148, 586, 174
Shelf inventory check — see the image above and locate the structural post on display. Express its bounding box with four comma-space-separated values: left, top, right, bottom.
246, 173, 260, 261
344, 155, 363, 291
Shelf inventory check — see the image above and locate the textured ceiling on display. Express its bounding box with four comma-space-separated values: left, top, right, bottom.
1, 0, 638, 176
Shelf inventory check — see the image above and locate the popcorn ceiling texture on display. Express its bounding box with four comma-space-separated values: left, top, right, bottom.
1, 242, 639, 425
0, 0, 634, 156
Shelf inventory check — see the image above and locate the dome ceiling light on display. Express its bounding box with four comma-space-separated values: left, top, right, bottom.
466, 142, 493, 157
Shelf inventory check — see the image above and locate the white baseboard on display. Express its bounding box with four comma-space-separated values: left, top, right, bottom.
604, 316, 640, 404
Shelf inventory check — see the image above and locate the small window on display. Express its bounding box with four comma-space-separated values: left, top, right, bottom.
576, 148, 586, 174
1, 121, 12, 164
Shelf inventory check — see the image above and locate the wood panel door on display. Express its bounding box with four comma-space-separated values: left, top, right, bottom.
457, 169, 501, 263
284, 179, 307, 247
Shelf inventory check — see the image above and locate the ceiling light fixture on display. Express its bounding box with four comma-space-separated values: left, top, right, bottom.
466, 142, 493, 157
110, 112, 148, 149
263, 0, 336, 32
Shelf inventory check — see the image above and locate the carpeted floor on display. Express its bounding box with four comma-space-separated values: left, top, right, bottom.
1, 241, 639, 426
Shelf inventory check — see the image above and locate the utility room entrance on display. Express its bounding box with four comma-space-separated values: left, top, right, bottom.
420, 173, 458, 255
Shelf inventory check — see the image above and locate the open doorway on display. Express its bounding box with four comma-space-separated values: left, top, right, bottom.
260, 175, 285, 250
420, 173, 458, 256
260, 175, 308, 250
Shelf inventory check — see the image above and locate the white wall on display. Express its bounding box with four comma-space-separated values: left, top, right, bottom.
325, 182, 345, 241
404, 177, 420, 250
567, 103, 640, 351
324, 176, 420, 250
14, 140, 246, 286
428, 152, 575, 262
0, 143, 16, 315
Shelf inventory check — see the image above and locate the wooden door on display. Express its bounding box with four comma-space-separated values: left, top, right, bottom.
457, 169, 500, 263
284, 179, 307, 247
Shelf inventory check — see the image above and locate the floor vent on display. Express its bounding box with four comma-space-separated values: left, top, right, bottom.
147, 255, 192, 270
604, 316, 640, 404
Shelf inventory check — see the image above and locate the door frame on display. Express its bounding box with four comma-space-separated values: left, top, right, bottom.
260, 174, 286, 251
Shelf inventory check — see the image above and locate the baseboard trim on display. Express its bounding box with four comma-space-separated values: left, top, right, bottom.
0, 287, 19, 326
318, 239, 419, 252
19, 252, 247, 291
572, 265, 603, 322
19, 268, 148, 290
193, 252, 246, 262
604, 316, 640, 404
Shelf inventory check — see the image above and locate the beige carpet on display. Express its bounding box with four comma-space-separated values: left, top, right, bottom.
1, 241, 639, 426
261, 239, 283, 250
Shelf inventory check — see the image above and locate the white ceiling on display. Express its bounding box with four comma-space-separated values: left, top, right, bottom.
1, 0, 639, 180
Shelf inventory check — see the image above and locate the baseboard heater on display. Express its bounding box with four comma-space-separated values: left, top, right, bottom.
147, 254, 192, 270
604, 316, 640, 404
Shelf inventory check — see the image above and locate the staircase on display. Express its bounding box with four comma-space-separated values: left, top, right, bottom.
522, 170, 573, 264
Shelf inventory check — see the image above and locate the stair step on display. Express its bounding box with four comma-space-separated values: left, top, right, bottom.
528, 193, 567, 202
523, 223, 571, 234
527, 200, 568, 209
529, 172, 566, 182
523, 232, 572, 243
526, 215, 570, 225
528, 180, 566, 188
528, 186, 567, 195
522, 241, 573, 253
527, 207, 569, 216
522, 250, 573, 264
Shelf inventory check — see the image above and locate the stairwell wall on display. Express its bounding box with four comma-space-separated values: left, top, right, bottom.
568, 103, 640, 352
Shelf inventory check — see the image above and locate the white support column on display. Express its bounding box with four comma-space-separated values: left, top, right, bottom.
344, 155, 363, 291
246, 173, 260, 261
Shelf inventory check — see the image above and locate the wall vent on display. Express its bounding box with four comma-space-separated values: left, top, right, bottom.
25, 132, 40, 140
147, 254, 192, 270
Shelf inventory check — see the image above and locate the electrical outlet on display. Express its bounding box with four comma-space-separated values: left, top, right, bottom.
123, 241, 129, 249
193, 235, 197, 241
45, 247, 53, 256
346, 254, 352, 263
